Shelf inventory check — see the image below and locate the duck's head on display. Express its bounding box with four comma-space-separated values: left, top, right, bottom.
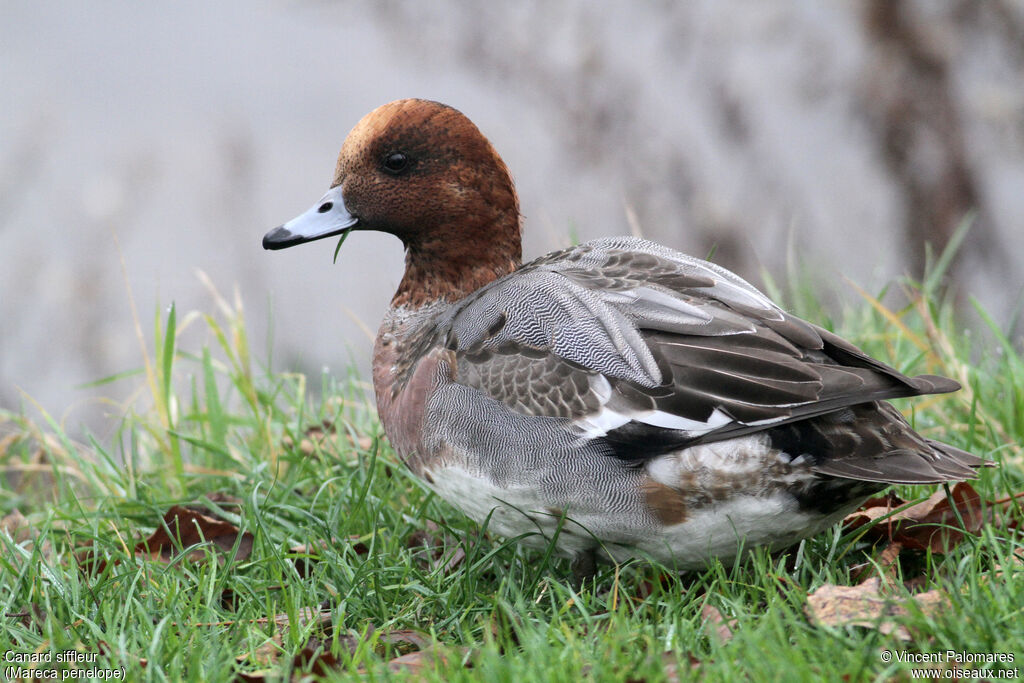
264, 99, 522, 305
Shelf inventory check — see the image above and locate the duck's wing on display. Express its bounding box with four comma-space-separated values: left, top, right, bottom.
440, 237, 976, 475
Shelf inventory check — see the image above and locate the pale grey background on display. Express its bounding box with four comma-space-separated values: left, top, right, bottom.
2, 1, 1022, 435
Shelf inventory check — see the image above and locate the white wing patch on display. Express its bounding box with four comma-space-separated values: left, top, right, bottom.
577, 402, 735, 440
579, 373, 767, 440
637, 407, 733, 431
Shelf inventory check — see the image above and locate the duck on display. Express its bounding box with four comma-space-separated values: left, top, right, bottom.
264, 98, 989, 572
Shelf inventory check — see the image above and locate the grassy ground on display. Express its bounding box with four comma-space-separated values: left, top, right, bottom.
1, 264, 1022, 682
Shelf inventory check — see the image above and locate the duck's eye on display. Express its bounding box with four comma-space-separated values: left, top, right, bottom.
382, 151, 410, 175
317, 202, 333, 213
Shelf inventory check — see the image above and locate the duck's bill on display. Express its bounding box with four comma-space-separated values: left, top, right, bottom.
263, 185, 359, 250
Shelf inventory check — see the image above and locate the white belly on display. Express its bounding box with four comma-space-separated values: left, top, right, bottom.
424, 461, 854, 570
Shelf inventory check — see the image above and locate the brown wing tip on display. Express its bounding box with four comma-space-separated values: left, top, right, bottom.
813, 439, 994, 485
910, 374, 962, 395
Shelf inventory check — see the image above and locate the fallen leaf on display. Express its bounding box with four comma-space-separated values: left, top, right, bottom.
237, 643, 346, 681
290, 640, 343, 677
901, 573, 931, 592
234, 608, 334, 668
661, 651, 703, 683
993, 551, 1024, 581
1, 508, 34, 544
241, 639, 283, 670
386, 646, 469, 674
843, 483, 988, 554
700, 603, 735, 644
990, 491, 1024, 532
234, 622, 473, 681
74, 495, 243, 574
135, 505, 254, 564
843, 492, 908, 532
75, 543, 111, 575
378, 629, 433, 655
876, 540, 904, 569
348, 435, 374, 451
2, 508, 54, 559
634, 570, 679, 600
267, 607, 333, 632
662, 653, 682, 683
850, 541, 905, 584
805, 577, 946, 640
896, 483, 985, 552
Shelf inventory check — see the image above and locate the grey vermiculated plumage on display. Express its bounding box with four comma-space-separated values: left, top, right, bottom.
269, 99, 992, 569
425, 237, 985, 485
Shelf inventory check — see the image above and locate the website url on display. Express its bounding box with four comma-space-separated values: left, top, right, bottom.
909, 667, 1020, 679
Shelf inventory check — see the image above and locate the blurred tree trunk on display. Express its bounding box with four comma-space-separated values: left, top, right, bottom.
861, 0, 999, 280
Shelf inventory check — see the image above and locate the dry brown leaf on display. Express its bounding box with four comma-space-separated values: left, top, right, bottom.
236, 623, 470, 681
876, 539, 904, 569
851, 540, 905, 584
990, 491, 1024, 532
805, 577, 946, 640
77, 496, 251, 573
661, 651, 703, 683
241, 640, 284, 669
843, 483, 990, 554
290, 640, 343, 678
991, 544, 1024, 581
266, 607, 333, 631
237, 643, 345, 681
700, 604, 735, 644
439, 547, 467, 574
2, 508, 55, 561
135, 505, 254, 564
1, 508, 34, 544
662, 653, 682, 683
204, 492, 244, 506
895, 483, 985, 552
344, 433, 374, 451
234, 608, 334, 669
378, 629, 434, 654
386, 646, 469, 675
843, 492, 908, 532
76, 543, 111, 575
634, 570, 679, 600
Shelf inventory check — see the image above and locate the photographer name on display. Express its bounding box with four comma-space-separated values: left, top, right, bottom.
894, 651, 1016, 664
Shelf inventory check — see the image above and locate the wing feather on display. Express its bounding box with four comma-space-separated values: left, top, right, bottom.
443, 237, 966, 469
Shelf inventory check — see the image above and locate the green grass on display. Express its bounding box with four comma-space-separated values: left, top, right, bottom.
1, 270, 1022, 683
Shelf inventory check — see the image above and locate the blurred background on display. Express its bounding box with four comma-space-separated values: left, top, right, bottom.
3, 0, 1023, 435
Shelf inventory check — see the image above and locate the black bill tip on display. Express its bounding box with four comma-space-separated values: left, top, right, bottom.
262, 225, 299, 250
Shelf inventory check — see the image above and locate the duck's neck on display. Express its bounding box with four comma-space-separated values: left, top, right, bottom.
391, 211, 522, 309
